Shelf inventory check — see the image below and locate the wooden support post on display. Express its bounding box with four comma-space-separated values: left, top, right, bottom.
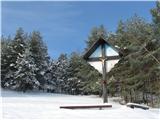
102, 44, 108, 103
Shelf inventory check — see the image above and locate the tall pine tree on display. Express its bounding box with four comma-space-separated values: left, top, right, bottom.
29, 31, 50, 89
2, 28, 27, 89
14, 48, 40, 92
55, 54, 70, 93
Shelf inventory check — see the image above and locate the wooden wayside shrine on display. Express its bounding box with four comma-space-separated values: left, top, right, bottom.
83, 37, 122, 103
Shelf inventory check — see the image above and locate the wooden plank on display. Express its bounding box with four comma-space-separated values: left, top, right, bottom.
107, 56, 120, 60
60, 105, 112, 109
102, 43, 108, 103
85, 56, 120, 62
86, 57, 101, 62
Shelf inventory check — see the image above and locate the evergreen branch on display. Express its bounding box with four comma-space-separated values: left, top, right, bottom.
143, 45, 160, 65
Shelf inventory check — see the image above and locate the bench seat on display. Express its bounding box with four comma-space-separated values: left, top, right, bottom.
60, 104, 112, 109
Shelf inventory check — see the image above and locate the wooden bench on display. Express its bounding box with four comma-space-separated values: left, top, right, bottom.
126, 103, 149, 110
60, 104, 112, 110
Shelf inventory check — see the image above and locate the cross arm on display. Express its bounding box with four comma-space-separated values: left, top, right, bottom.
86, 55, 120, 62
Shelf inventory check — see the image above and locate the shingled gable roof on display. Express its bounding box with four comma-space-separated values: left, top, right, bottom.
83, 37, 122, 60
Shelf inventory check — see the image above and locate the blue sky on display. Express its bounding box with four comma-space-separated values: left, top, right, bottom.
2, 1, 156, 59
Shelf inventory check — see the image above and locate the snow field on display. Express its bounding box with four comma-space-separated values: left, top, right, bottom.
0, 90, 159, 119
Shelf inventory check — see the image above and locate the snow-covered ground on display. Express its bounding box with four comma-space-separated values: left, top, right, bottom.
0, 90, 159, 119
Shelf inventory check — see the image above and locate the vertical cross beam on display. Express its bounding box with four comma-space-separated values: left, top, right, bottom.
102, 44, 108, 103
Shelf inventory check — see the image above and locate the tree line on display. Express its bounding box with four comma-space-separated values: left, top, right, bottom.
1, 28, 101, 95
1, 1, 160, 107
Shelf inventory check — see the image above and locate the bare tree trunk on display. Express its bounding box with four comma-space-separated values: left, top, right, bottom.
151, 93, 154, 107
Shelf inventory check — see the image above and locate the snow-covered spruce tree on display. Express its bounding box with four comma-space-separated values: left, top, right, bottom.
13, 48, 40, 92
67, 52, 102, 95
2, 28, 27, 89
29, 31, 50, 90
43, 60, 57, 93
1, 36, 12, 88
66, 52, 83, 95
55, 54, 70, 93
